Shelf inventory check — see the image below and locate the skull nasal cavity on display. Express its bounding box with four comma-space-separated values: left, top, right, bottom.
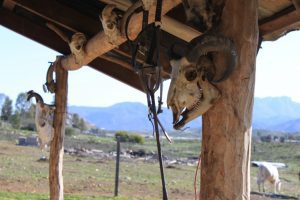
185, 70, 197, 81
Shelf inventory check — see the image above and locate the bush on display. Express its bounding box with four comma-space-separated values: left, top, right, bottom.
65, 127, 77, 136
20, 123, 36, 131
129, 134, 145, 144
115, 131, 144, 144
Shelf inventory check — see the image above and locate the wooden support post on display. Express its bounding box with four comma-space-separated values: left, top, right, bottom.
49, 59, 68, 200
200, 0, 258, 199
114, 138, 121, 197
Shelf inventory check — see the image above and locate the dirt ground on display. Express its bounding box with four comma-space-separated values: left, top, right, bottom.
0, 141, 297, 200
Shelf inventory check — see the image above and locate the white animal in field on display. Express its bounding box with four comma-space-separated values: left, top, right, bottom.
257, 162, 281, 194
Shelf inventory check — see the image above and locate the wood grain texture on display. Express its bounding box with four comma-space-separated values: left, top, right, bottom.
60, 0, 181, 70
200, 0, 258, 199
49, 60, 68, 200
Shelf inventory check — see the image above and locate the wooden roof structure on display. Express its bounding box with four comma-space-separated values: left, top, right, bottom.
1, 0, 300, 91
2, 1, 300, 199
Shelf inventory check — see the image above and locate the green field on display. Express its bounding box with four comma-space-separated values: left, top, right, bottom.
0, 130, 299, 199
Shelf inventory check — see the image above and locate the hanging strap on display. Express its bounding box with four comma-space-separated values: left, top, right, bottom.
125, 1, 169, 199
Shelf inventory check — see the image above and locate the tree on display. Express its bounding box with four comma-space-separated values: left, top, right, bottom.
10, 113, 21, 129
15, 92, 30, 115
1, 97, 13, 121
71, 113, 80, 129
78, 118, 87, 133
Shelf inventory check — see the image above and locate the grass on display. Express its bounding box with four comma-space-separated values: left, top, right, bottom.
0, 191, 130, 200
0, 129, 299, 199
251, 141, 300, 198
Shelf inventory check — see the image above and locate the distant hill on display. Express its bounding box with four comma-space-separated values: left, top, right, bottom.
273, 118, 300, 132
253, 97, 300, 131
69, 102, 201, 132
70, 97, 300, 133
1, 91, 300, 133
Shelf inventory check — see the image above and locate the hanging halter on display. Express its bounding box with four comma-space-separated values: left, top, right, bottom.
123, 1, 169, 199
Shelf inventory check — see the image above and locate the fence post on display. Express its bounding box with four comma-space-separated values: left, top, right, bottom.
114, 137, 121, 196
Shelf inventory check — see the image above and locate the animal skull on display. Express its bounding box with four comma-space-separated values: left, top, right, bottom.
27, 90, 55, 150
167, 34, 237, 130
167, 57, 220, 130
100, 4, 121, 45
69, 32, 87, 64
182, 0, 214, 30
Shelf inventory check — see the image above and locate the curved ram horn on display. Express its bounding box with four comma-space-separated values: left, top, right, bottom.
27, 90, 44, 104
168, 42, 189, 60
187, 34, 237, 83
44, 62, 56, 93
120, 1, 143, 38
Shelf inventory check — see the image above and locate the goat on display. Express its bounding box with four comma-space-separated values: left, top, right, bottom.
27, 90, 55, 158
257, 162, 281, 194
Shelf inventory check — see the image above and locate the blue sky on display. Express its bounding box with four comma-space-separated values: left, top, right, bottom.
1, 26, 300, 107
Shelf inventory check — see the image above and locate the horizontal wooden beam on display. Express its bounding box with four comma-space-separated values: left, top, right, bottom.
259, 5, 300, 37
98, 0, 201, 42
59, 0, 181, 70
0, 8, 143, 91
8, 0, 172, 78
2, 0, 16, 10
11, 0, 100, 36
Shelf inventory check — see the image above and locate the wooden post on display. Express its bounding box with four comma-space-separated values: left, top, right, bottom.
200, 0, 258, 199
114, 138, 121, 197
49, 59, 68, 200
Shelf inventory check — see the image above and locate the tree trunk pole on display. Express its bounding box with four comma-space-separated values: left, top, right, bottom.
49, 59, 68, 200
200, 0, 258, 199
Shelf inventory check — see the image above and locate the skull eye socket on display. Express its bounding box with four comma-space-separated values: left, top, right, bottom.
185, 69, 197, 81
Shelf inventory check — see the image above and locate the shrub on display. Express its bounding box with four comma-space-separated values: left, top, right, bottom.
129, 134, 145, 144
115, 131, 144, 144
65, 127, 77, 136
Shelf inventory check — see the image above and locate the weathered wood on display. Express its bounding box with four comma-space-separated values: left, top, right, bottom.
200, 0, 258, 199
2, 0, 16, 10
60, 0, 181, 70
259, 6, 300, 37
99, 0, 201, 42
11, 0, 100, 35
114, 138, 121, 197
49, 59, 68, 200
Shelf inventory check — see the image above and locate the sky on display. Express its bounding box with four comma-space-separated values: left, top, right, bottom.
1, 26, 300, 107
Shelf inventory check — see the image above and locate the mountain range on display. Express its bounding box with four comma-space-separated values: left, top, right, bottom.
1, 92, 300, 132
69, 96, 300, 133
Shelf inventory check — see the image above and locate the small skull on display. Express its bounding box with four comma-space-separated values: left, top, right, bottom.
69, 32, 87, 64
167, 57, 220, 130
100, 4, 121, 45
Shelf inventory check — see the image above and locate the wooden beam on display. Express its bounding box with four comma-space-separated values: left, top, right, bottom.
2, 0, 16, 10
259, 6, 300, 37
59, 0, 181, 70
200, 0, 258, 199
0, 8, 143, 91
11, 0, 100, 35
49, 60, 67, 200
98, 0, 201, 42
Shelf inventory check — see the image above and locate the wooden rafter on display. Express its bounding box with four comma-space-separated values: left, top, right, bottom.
11, 0, 100, 35
259, 5, 300, 37
0, 7, 143, 91
58, 0, 181, 70
9, 0, 172, 78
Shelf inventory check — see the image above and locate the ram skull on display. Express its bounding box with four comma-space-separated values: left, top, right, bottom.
27, 90, 55, 151
167, 34, 237, 130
